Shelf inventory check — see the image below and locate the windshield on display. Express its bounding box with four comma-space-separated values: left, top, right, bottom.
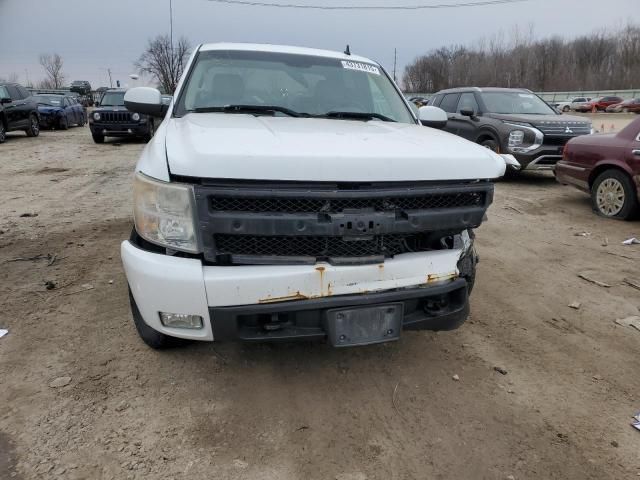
174, 50, 414, 123
100, 91, 125, 106
34, 95, 64, 106
480, 91, 557, 115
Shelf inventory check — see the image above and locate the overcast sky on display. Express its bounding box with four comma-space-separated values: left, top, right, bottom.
0, 0, 638, 89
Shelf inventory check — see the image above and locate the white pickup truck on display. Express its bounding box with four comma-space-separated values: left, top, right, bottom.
121, 43, 505, 349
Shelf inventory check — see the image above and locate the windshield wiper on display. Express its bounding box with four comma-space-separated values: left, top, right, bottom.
320, 111, 396, 122
192, 105, 306, 117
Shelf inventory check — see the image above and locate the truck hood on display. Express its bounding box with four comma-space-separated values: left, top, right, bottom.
164, 113, 505, 182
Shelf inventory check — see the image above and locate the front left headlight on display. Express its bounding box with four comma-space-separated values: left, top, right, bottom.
93, 112, 101, 121
133, 173, 201, 253
503, 122, 543, 153
132, 112, 140, 121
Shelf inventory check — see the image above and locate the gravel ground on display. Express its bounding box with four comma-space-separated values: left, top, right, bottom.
1, 115, 639, 480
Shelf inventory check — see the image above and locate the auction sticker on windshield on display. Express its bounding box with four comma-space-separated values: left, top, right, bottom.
341, 60, 380, 75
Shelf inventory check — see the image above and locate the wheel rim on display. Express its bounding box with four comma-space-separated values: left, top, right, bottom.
32, 116, 39, 135
596, 178, 625, 216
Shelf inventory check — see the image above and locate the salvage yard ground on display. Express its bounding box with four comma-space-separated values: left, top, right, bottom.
1, 113, 639, 480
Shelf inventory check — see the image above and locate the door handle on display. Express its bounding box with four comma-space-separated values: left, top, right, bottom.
632, 149, 640, 156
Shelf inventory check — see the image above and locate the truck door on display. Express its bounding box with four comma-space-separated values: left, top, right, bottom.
4, 85, 27, 128
438, 93, 460, 136
454, 93, 481, 141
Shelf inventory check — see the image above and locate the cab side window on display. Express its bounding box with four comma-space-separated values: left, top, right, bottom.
457, 93, 479, 113
18, 86, 31, 99
439, 93, 460, 113
6, 85, 22, 100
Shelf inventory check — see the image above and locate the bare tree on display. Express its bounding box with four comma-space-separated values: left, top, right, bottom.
135, 35, 191, 94
0, 72, 19, 83
39, 53, 65, 89
403, 22, 640, 93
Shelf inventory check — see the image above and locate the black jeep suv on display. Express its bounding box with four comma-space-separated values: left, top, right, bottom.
0, 83, 40, 143
90, 88, 155, 143
428, 87, 593, 171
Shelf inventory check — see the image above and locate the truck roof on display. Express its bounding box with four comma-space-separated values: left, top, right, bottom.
198, 43, 377, 65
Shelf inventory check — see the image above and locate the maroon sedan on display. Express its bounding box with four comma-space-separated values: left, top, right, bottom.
555, 116, 640, 220
575, 96, 624, 113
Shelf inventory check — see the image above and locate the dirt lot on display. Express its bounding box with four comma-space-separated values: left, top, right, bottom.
1, 116, 639, 480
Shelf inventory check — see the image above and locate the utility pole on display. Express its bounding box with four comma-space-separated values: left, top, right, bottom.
24, 69, 30, 87
169, 0, 174, 49
393, 48, 397, 83
107, 69, 113, 88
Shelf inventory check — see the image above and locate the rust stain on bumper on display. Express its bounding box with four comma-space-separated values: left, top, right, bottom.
258, 291, 310, 304
427, 272, 458, 283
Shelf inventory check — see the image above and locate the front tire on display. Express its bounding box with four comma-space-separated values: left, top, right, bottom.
144, 120, 155, 142
0, 121, 5, 143
591, 169, 639, 220
129, 289, 190, 349
59, 115, 69, 130
562, 106, 570, 112
480, 138, 500, 153
92, 133, 104, 144
25, 114, 39, 137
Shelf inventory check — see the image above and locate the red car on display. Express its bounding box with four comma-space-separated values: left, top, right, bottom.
555, 116, 640, 220
606, 98, 640, 113
576, 96, 624, 112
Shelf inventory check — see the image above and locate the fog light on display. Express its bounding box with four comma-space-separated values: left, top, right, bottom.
159, 312, 203, 329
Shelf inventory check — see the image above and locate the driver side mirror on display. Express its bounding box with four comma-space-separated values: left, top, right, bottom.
124, 87, 167, 117
460, 108, 476, 118
0, 97, 11, 104
418, 106, 447, 129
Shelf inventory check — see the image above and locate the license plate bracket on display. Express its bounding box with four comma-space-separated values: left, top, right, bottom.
326, 303, 403, 347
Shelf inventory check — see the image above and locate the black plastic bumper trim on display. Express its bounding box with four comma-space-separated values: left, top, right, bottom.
210, 277, 469, 343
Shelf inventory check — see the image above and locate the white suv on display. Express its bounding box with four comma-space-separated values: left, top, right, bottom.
121, 43, 505, 349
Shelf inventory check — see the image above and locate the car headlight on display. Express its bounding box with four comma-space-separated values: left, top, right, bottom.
503, 122, 543, 153
132, 112, 140, 121
133, 173, 201, 253
93, 112, 101, 121
508, 130, 524, 147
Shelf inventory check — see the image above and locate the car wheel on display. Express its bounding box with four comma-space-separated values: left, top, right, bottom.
480, 138, 500, 153
92, 133, 104, 144
59, 115, 69, 130
591, 169, 639, 220
25, 114, 39, 137
144, 120, 155, 142
562, 106, 570, 112
0, 121, 5, 143
129, 289, 190, 349
623, 108, 629, 113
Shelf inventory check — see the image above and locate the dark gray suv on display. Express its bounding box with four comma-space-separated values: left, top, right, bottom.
428, 87, 593, 171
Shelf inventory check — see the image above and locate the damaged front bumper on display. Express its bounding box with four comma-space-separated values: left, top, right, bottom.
121, 236, 476, 344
